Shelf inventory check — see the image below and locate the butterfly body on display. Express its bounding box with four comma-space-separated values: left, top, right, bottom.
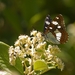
43, 14, 68, 44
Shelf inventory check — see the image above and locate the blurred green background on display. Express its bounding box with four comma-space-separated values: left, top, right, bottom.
0, 0, 75, 75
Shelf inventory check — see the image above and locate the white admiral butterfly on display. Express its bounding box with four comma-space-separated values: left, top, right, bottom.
43, 14, 68, 44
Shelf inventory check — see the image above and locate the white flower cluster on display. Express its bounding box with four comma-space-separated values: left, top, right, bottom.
44, 45, 64, 71
9, 30, 64, 74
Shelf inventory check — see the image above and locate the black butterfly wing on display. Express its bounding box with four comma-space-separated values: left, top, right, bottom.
44, 15, 52, 34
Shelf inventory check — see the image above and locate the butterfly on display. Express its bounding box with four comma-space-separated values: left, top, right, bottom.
43, 14, 68, 44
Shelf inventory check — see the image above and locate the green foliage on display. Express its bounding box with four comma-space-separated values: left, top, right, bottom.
0, 0, 75, 75
34, 60, 48, 71
0, 42, 23, 75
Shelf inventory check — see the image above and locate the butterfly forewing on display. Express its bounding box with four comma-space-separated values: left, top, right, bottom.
44, 14, 68, 44
44, 15, 52, 34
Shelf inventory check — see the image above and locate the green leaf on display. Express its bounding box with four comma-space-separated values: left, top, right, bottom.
0, 41, 23, 75
33, 60, 48, 71
0, 41, 9, 62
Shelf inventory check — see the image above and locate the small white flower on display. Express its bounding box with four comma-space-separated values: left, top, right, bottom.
9, 46, 14, 55
25, 44, 29, 49
36, 32, 42, 37
19, 35, 28, 40
30, 30, 37, 36
36, 42, 46, 51
14, 46, 20, 52
47, 45, 52, 50
9, 46, 16, 65
19, 35, 29, 45
9, 55, 16, 65
55, 57, 64, 71
50, 45, 61, 55
14, 40, 20, 46
27, 37, 31, 44
31, 37, 37, 45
